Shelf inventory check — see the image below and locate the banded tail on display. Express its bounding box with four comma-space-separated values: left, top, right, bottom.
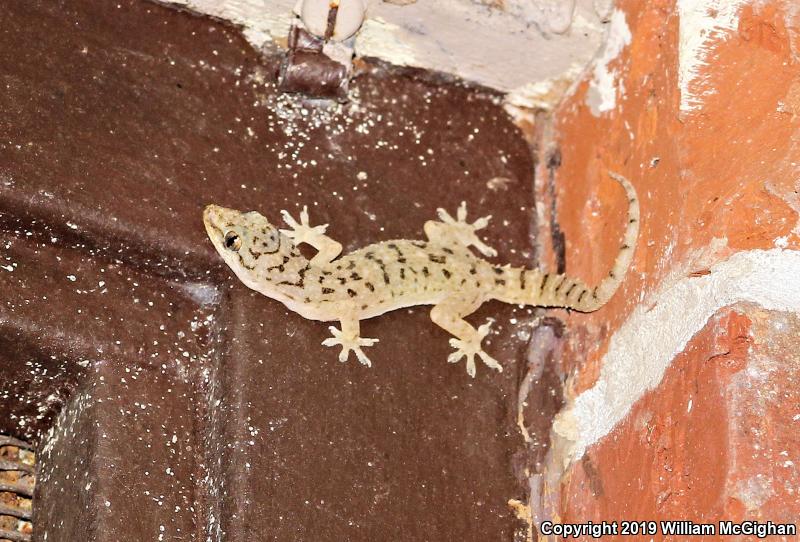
493, 172, 639, 312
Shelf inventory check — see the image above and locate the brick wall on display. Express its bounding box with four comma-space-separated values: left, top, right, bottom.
533, 1, 800, 538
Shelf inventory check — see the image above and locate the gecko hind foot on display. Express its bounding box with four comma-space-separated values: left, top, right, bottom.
436, 202, 497, 257
322, 326, 379, 367
446, 321, 502, 378
280, 205, 329, 245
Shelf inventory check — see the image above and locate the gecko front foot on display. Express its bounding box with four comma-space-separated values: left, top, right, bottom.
436, 202, 497, 257
446, 321, 502, 378
322, 326, 379, 367
280, 205, 329, 246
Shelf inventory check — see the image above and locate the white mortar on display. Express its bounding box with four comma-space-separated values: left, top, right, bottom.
554, 248, 800, 464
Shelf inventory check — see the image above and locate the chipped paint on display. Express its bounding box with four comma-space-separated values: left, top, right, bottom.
586, 9, 631, 115
505, 61, 585, 112
554, 248, 800, 464
677, 0, 747, 111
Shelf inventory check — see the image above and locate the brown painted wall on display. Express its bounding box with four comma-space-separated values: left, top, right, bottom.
0, 1, 547, 539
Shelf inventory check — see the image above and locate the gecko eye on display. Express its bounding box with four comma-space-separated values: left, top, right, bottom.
224, 231, 242, 251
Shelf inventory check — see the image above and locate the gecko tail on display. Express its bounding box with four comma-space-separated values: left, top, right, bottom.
579, 172, 639, 310
511, 172, 639, 312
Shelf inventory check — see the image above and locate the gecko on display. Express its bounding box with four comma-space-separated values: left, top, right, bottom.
203, 172, 639, 377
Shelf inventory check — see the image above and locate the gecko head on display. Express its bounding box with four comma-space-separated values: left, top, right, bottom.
203, 204, 297, 289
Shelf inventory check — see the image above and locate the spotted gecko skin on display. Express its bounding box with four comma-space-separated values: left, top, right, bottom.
203, 173, 639, 377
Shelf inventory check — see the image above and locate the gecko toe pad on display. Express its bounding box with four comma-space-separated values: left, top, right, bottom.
446, 320, 502, 378
322, 326, 379, 367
